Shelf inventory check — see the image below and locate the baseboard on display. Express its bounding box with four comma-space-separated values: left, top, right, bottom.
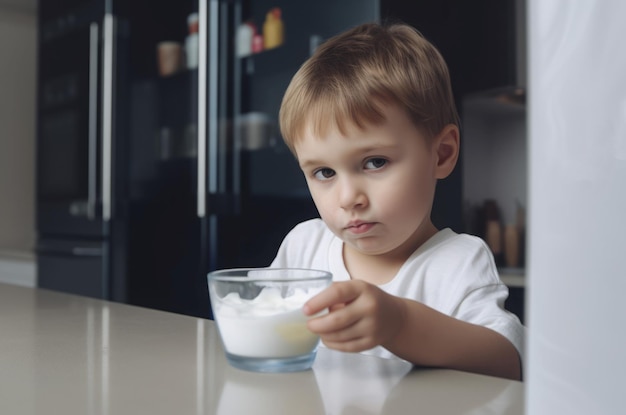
0, 251, 36, 288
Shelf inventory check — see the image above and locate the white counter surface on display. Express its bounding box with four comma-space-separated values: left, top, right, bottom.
0, 283, 524, 414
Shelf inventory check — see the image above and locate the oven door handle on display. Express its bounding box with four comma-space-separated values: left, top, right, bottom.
102, 13, 115, 221
87, 22, 99, 220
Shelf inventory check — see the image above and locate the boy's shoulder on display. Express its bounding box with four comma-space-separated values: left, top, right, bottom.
420, 228, 489, 256
411, 229, 494, 273
408, 228, 499, 284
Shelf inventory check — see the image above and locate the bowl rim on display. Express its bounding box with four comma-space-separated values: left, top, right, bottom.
207, 267, 332, 283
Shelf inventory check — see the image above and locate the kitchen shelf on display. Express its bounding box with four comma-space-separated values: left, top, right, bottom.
499, 267, 525, 288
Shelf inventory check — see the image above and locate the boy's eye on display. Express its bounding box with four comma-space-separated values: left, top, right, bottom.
364, 158, 387, 170
313, 168, 335, 180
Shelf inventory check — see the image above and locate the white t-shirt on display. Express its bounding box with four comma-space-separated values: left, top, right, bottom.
271, 218, 525, 362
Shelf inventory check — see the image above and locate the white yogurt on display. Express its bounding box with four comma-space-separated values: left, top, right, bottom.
214, 287, 322, 358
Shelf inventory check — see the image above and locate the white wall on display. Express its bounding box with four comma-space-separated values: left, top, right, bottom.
0, 4, 36, 253
527, 1, 626, 414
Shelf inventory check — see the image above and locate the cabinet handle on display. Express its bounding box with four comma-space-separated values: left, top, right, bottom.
208, 0, 219, 199
87, 22, 99, 220
102, 14, 115, 221
197, 1, 207, 217
72, 246, 103, 257
197, 0, 220, 218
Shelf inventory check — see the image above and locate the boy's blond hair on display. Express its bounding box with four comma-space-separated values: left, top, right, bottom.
279, 22, 459, 154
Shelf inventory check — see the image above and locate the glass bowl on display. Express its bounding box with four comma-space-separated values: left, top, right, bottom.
208, 268, 332, 372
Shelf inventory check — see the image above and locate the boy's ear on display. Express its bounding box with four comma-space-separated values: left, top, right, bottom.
434, 124, 460, 179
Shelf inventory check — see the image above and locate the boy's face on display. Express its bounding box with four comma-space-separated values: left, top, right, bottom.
295, 106, 449, 260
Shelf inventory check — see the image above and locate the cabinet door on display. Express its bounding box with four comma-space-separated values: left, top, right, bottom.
382, 0, 522, 95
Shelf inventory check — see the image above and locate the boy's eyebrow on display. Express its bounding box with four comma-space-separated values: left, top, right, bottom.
297, 158, 324, 169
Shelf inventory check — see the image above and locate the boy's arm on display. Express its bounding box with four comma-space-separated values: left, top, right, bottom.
304, 280, 521, 381
387, 296, 521, 380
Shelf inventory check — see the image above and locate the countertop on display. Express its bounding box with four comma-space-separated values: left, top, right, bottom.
0, 283, 524, 414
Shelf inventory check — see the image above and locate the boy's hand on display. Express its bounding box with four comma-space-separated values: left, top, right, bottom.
303, 280, 522, 380
303, 280, 407, 353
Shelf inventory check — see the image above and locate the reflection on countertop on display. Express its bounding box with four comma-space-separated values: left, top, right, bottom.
0, 283, 524, 415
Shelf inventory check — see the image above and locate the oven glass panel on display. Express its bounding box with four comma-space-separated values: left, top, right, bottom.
38, 26, 93, 205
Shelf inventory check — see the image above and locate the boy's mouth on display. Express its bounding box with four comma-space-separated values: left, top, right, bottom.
345, 221, 376, 234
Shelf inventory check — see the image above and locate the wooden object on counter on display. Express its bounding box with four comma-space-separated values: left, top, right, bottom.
486, 220, 503, 255
504, 224, 520, 268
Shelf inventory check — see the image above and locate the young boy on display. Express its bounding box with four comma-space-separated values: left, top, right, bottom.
270, 22, 524, 380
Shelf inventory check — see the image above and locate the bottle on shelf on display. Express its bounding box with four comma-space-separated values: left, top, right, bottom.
236, 20, 254, 58
185, 13, 199, 69
251, 23, 264, 54
262, 7, 284, 50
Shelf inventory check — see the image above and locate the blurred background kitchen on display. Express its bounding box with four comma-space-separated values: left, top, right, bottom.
0, 0, 527, 321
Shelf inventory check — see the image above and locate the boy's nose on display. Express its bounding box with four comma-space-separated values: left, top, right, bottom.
338, 177, 368, 210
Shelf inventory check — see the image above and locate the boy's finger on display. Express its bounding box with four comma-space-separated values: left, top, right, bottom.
307, 303, 359, 334
302, 281, 358, 316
